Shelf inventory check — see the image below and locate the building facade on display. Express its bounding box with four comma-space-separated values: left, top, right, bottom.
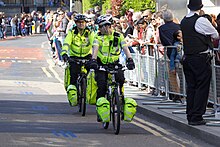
1, 0, 82, 16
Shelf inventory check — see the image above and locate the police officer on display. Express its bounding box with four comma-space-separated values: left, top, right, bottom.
181, 0, 219, 125
89, 14, 135, 122
61, 14, 95, 106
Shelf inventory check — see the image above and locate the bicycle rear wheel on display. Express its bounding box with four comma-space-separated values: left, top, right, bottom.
77, 84, 82, 112
112, 88, 121, 135
81, 77, 87, 116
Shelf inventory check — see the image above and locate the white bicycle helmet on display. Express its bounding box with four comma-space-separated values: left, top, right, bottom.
95, 14, 113, 26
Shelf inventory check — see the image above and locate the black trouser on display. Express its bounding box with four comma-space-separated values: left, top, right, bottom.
95, 68, 125, 100
182, 53, 212, 122
69, 55, 91, 86
69, 61, 81, 87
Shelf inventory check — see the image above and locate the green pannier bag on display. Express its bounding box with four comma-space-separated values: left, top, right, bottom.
64, 65, 70, 91
86, 71, 97, 105
67, 85, 78, 106
124, 97, 137, 122
96, 97, 110, 122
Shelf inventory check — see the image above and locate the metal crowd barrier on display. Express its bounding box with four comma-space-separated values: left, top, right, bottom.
124, 44, 220, 125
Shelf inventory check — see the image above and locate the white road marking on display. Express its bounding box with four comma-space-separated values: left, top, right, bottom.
17, 60, 32, 63
24, 57, 37, 60
0, 60, 31, 63
41, 41, 49, 49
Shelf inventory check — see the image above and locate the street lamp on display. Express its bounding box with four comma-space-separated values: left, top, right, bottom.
70, 0, 75, 12
22, 0, 24, 13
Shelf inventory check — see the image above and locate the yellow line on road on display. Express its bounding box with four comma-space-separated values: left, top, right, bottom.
41, 67, 52, 78
132, 116, 187, 147
133, 116, 191, 145
47, 60, 63, 84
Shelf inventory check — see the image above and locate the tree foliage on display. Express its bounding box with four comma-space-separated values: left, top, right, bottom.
89, 0, 103, 7
102, 0, 111, 14
121, 0, 156, 13
83, 0, 156, 14
82, 0, 92, 13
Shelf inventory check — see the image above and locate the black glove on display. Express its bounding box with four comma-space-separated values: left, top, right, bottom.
89, 59, 99, 70
126, 58, 135, 70
62, 54, 69, 62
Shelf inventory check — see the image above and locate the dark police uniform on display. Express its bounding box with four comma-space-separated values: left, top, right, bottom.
181, 13, 218, 124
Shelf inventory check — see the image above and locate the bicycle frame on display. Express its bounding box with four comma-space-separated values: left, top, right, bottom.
101, 64, 125, 135
69, 58, 89, 116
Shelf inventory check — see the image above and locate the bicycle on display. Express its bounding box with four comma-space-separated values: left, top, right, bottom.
99, 63, 125, 135
66, 58, 89, 116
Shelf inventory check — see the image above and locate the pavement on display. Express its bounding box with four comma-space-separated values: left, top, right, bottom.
124, 85, 220, 147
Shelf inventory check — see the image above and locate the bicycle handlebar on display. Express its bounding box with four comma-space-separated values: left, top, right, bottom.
99, 63, 126, 74
68, 58, 90, 65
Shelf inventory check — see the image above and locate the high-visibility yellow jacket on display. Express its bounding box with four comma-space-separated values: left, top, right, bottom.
93, 31, 127, 64
61, 27, 95, 57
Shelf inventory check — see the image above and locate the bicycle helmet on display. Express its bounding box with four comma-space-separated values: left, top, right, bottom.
74, 14, 87, 21
95, 14, 113, 26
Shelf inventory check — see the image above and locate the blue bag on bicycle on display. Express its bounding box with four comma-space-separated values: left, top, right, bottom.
67, 85, 78, 106
86, 71, 97, 105
96, 97, 110, 122
124, 97, 137, 122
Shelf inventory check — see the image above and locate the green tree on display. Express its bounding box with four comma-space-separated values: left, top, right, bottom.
83, 0, 156, 14
90, 0, 103, 7
82, 0, 92, 13
121, 0, 156, 14
102, 0, 111, 14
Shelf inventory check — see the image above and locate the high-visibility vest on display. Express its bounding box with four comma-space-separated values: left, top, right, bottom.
62, 27, 94, 57
94, 31, 126, 64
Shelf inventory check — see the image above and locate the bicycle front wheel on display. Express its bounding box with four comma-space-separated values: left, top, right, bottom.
81, 77, 87, 116
112, 87, 121, 135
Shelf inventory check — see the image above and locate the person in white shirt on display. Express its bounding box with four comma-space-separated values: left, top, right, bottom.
180, 0, 219, 126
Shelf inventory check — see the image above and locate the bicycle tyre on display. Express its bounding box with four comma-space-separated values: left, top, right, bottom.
81, 77, 87, 116
78, 83, 82, 113
112, 87, 121, 135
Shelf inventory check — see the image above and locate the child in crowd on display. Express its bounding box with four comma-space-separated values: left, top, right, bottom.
170, 30, 183, 73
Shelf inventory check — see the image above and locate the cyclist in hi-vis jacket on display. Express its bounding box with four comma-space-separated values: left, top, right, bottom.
61, 14, 95, 106
89, 14, 135, 122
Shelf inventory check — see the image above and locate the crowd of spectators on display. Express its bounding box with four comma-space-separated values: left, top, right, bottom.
0, 10, 46, 39
42, 6, 220, 100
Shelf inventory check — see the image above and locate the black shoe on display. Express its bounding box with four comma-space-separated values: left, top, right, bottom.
172, 95, 183, 103
188, 120, 206, 125
97, 114, 101, 122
